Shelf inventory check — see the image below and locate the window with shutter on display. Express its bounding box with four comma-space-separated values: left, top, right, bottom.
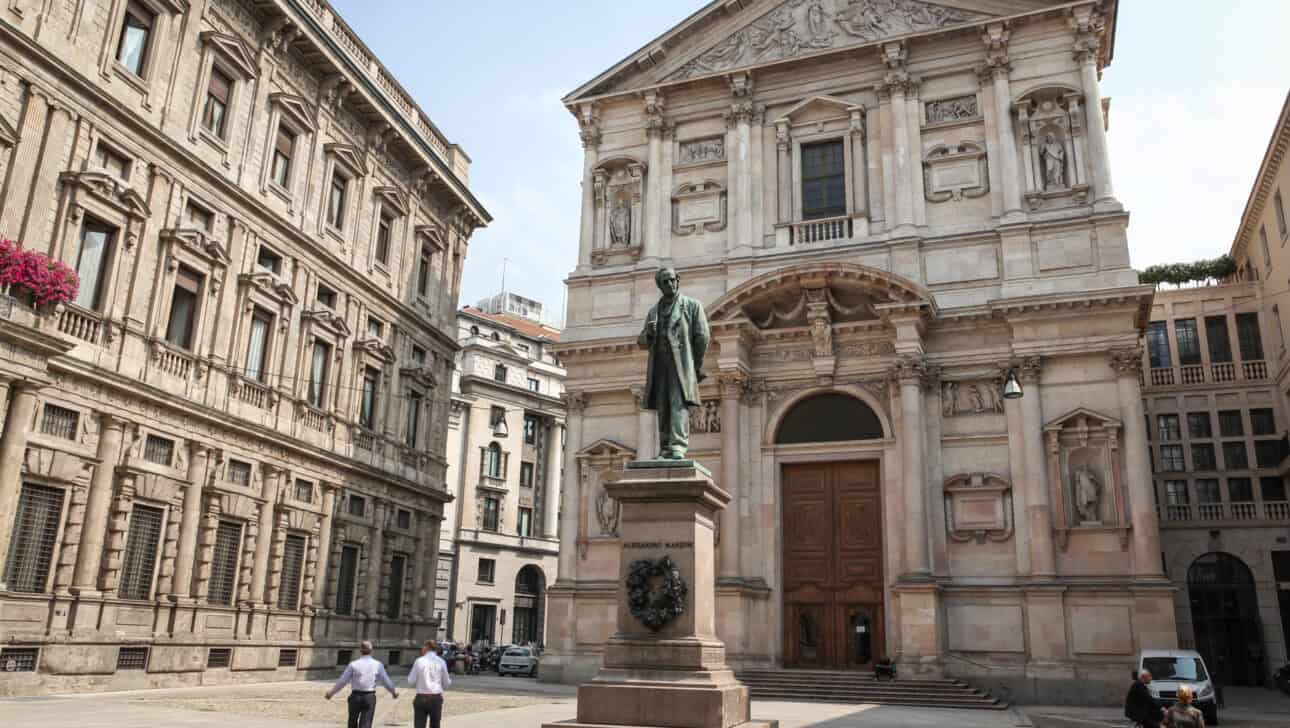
245, 308, 272, 382
334, 544, 359, 615
202, 67, 232, 137
385, 553, 406, 619
75, 218, 116, 311
271, 126, 294, 188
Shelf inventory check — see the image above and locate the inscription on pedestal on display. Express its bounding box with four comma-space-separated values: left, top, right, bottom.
623, 541, 694, 549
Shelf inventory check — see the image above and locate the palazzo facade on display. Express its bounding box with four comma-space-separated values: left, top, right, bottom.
544, 0, 1174, 703
0, 0, 486, 694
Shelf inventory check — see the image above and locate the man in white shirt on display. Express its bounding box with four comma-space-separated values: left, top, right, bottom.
324, 640, 398, 728
408, 640, 452, 728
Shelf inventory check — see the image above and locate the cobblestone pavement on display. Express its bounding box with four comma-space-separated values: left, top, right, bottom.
1024, 686, 1290, 728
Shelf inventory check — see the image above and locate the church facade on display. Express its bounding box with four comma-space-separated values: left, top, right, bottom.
545, 0, 1173, 703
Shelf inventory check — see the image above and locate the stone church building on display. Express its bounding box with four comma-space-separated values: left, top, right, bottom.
545, 0, 1172, 702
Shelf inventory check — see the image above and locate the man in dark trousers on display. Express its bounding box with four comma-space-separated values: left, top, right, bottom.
637, 266, 709, 460
1124, 669, 1165, 727
408, 640, 452, 728
325, 640, 398, 728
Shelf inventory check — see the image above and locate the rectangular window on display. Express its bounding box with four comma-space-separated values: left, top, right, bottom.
348, 495, 367, 517
375, 214, 393, 265
143, 434, 174, 466
417, 249, 432, 297
118, 503, 164, 600
1278, 190, 1288, 238
1255, 439, 1282, 468
1261, 476, 1287, 503
1191, 444, 1216, 471
1205, 316, 1232, 363
396, 508, 411, 530
367, 317, 384, 339
360, 367, 379, 429
1187, 412, 1212, 439
3, 484, 64, 593
389, 650, 402, 667
482, 497, 499, 532
1174, 318, 1200, 365
207, 648, 232, 668
1262, 226, 1273, 269
494, 364, 508, 382
226, 460, 252, 487
116, 2, 154, 77
1147, 321, 1171, 368
244, 308, 272, 382
95, 142, 132, 179
1195, 478, 1221, 504
1159, 445, 1185, 472
277, 533, 306, 610
336, 649, 352, 666
186, 201, 214, 232
1223, 441, 1249, 470
406, 391, 423, 447
309, 340, 331, 408
1219, 410, 1244, 437
800, 139, 846, 220
40, 403, 80, 441
315, 284, 337, 308
165, 266, 203, 350
1164, 480, 1189, 505
207, 520, 243, 606
411, 346, 426, 366
202, 67, 232, 138
293, 479, 313, 504
520, 462, 534, 488
523, 415, 539, 445
1251, 408, 1277, 436
256, 246, 283, 275
385, 553, 406, 619
327, 173, 349, 229
518, 507, 532, 537
334, 544, 359, 615
478, 557, 495, 583
528, 378, 540, 392
278, 649, 298, 668
1156, 414, 1181, 441
271, 126, 294, 188
1237, 312, 1264, 360
116, 646, 149, 671
75, 218, 115, 310
1228, 477, 1254, 502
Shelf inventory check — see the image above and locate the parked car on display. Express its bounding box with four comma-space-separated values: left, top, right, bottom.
498, 646, 539, 677
1137, 649, 1219, 725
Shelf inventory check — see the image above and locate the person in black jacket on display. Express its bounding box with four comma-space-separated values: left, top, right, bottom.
1125, 670, 1165, 728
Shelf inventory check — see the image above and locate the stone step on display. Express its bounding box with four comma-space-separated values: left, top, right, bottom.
748, 690, 1008, 710
738, 670, 1008, 710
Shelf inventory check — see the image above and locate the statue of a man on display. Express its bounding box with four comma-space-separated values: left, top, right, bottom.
1074, 465, 1101, 523
637, 267, 710, 459
1041, 133, 1066, 189
610, 199, 631, 247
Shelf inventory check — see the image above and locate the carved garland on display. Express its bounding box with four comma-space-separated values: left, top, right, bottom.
625, 555, 687, 631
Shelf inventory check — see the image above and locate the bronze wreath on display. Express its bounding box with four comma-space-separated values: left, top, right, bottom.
624, 555, 688, 631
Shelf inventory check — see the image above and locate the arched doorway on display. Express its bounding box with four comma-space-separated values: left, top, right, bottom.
778, 392, 886, 670
511, 564, 546, 646
1188, 552, 1263, 686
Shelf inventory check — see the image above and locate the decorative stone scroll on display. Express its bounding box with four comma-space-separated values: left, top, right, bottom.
671, 181, 727, 235
943, 473, 1013, 544
923, 142, 989, 202
678, 137, 725, 165
924, 95, 980, 125
1043, 407, 1129, 551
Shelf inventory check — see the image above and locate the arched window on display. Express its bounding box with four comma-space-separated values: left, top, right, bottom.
775, 393, 883, 444
1187, 552, 1262, 686
512, 565, 546, 646
469, 325, 479, 336
483, 442, 503, 478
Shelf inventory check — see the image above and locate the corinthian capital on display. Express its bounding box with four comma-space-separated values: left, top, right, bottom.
1016, 355, 1043, 384
1108, 346, 1143, 377
577, 103, 601, 150
562, 390, 587, 414
718, 369, 749, 399
891, 355, 927, 384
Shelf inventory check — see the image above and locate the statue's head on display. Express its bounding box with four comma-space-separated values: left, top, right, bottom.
655, 267, 679, 298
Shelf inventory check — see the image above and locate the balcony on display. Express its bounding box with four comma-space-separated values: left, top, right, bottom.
58, 305, 102, 345
1158, 500, 1287, 525
230, 376, 277, 411
790, 215, 852, 245
1145, 360, 1268, 389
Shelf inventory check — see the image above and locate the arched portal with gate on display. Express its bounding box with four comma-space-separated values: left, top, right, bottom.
512, 564, 546, 646
1188, 552, 1263, 685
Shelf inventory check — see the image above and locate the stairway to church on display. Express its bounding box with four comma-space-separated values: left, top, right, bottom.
736, 668, 1009, 710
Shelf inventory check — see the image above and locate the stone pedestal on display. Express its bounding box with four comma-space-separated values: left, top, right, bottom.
545, 461, 775, 728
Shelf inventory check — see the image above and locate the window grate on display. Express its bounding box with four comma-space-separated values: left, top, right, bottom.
207, 521, 242, 606
334, 544, 359, 615
388, 650, 401, 666
4, 484, 64, 594
0, 648, 39, 673
143, 434, 175, 466
40, 404, 80, 440
227, 460, 252, 486
206, 648, 232, 668
116, 646, 149, 671
336, 649, 352, 666
118, 504, 164, 600
386, 553, 407, 619
278, 649, 298, 667
278, 534, 306, 610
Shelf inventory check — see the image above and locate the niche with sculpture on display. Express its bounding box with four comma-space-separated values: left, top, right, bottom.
591, 157, 645, 267
574, 439, 635, 560
1016, 88, 1090, 209
1043, 407, 1129, 550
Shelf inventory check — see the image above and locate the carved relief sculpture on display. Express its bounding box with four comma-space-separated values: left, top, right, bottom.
943, 472, 1014, 544
925, 95, 979, 125
1018, 91, 1089, 208
609, 200, 632, 247
688, 400, 722, 434
595, 487, 621, 536
671, 181, 727, 236
678, 137, 725, 165
940, 379, 1003, 416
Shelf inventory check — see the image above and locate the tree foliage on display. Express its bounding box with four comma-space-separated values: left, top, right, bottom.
1138, 255, 1237, 287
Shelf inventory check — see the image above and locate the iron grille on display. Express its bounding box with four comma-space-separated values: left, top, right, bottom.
0, 648, 38, 672
334, 544, 359, 615
206, 648, 232, 668
385, 553, 407, 619
388, 650, 401, 666
226, 460, 252, 486
143, 434, 175, 466
277, 649, 298, 667
277, 534, 306, 610
118, 504, 164, 600
40, 404, 80, 440
4, 484, 64, 593
207, 520, 243, 606
336, 649, 352, 666
116, 646, 149, 671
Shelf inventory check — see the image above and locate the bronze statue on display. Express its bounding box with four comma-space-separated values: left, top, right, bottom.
637, 267, 710, 459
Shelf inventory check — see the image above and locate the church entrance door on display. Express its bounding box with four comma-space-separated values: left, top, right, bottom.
782, 461, 884, 670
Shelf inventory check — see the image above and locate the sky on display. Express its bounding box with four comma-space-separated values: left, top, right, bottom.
330, 0, 1290, 326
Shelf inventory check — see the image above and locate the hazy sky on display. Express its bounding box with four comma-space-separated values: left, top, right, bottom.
330, 0, 1290, 324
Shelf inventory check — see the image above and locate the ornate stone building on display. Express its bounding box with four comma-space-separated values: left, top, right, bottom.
544, 0, 1173, 703
437, 303, 564, 648
0, 0, 487, 694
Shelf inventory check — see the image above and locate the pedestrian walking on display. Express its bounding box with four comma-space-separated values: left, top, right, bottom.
1165, 684, 1206, 728
1124, 670, 1165, 728
408, 639, 452, 728
325, 640, 398, 728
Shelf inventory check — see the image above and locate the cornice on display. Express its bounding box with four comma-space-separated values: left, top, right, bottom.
1231, 90, 1290, 264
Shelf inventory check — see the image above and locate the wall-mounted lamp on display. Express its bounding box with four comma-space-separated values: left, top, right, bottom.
1002, 368, 1024, 400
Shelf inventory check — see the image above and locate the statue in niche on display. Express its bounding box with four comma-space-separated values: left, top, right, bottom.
1073, 465, 1102, 524
610, 200, 632, 247
942, 382, 958, 416
1040, 133, 1067, 189
810, 317, 833, 357
596, 485, 620, 536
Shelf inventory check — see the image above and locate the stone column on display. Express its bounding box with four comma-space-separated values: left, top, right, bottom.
726, 73, 755, 253
556, 392, 586, 582
576, 106, 600, 269
412, 510, 433, 618
171, 442, 212, 599
1017, 357, 1056, 578
0, 381, 41, 590
1111, 348, 1164, 577
71, 413, 128, 595
543, 418, 563, 538
896, 358, 930, 576
775, 120, 792, 226
312, 484, 337, 609
1003, 384, 1032, 576
1076, 43, 1114, 204
364, 499, 386, 614
718, 371, 745, 581
982, 25, 1023, 219
249, 466, 283, 605
631, 387, 655, 461
642, 91, 665, 261
888, 78, 915, 237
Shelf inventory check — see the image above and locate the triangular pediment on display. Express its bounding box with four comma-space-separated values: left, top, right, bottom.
776, 95, 862, 125
1043, 407, 1121, 433
576, 438, 636, 460
200, 31, 258, 79
325, 143, 367, 176
0, 112, 17, 147
269, 92, 316, 133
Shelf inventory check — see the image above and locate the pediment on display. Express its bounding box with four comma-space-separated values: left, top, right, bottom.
325, 143, 367, 176
776, 95, 862, 125
576, 438, 636, 460
0, 111, 17, 147
239, 271, 298, 306
416, 223, 446, 250
373, 186, 408, 217
1043, 407, 1121, 433
401, 365, 439, 389
162, 229, 231, 267
303, 308, 351, 338
356, 337, 396, 363
269, 92, 316, 133
200, 31, 258, 79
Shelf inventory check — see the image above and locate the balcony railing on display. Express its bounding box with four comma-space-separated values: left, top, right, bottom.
234, 377, 274, 410
1149, 368, 1175, 386
791, 216, 851, 245
154, 344, 193, 380
58, 306, 101, 345
1159, 501, 1286, 523
1146, 360, 1268, 389
1211, 362, 1235, 382
1243, 360, 1268, 380
354, 430, 375, 452
1179, 365, 1204, 385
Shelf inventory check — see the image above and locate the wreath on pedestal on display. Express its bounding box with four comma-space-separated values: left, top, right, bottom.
625, 555, 688, 631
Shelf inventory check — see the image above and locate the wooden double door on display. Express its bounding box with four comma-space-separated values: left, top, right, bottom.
782, 461, 885, 670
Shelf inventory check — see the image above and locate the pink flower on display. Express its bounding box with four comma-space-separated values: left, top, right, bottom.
0, 238, 80, 307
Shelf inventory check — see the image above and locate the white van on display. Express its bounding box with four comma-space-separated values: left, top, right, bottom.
1136, 649, 1219, 725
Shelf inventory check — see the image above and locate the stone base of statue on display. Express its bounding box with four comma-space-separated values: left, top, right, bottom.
542, 461, 775, 728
